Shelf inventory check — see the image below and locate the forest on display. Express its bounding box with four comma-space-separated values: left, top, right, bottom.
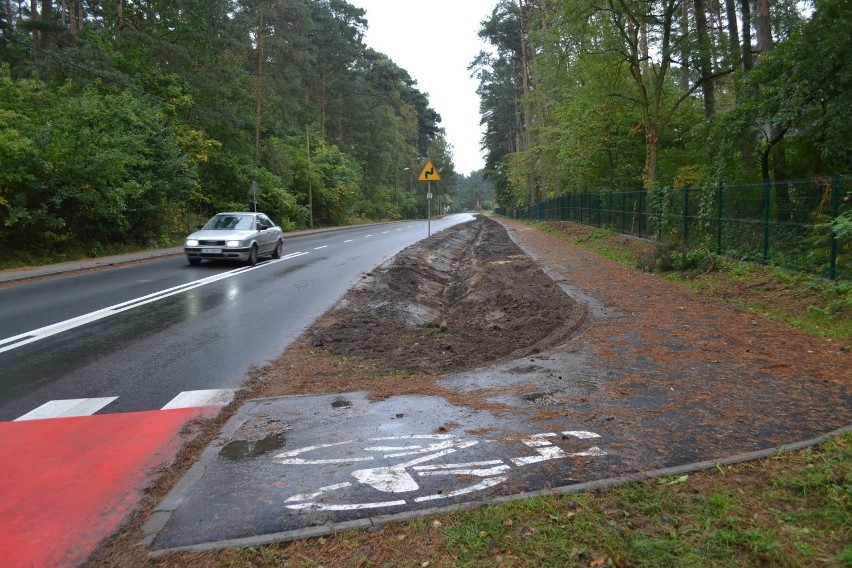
0, 0, 460, 261
473, 0, 850, 207
1, 0, 848, 265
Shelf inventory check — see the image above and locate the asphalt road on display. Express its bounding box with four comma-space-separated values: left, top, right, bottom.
0, 215, 473, 421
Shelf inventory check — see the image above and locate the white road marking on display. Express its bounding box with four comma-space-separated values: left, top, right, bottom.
161, 389, 235, 409
511, 433, 568, 466
0, 254, 307, 354
364, 235, 373, 238
14, 397, 117, 421
285, 482, 352, 503
351, 441, 478, 492
277, 430, 607, 510
286, 499, 407, 511
273, 441, 373, 465
414, 460, 510, 477
343, 239, 354, 243
313, 245, 328, 250
414, 476, 507, 502
562, 431, 601, 439
571, 447, 607, 457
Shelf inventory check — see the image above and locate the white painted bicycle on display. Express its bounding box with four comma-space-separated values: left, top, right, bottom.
274, 430, 606, 511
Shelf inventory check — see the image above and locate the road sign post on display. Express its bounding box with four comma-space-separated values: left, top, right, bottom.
418, 161, 441, 237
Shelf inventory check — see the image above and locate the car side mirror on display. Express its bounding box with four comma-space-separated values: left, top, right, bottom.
197, 224, 204, 230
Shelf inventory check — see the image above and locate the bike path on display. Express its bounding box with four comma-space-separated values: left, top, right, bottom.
143, 386, 850, 556
144, 392, 611, 552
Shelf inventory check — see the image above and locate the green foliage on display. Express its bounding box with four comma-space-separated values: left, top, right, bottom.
0, 0, 444, 262
833, 211, 852, 244
478, 0, 850, 210
0, 69, 200, 253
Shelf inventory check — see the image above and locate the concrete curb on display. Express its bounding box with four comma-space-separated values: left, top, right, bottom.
147, 424, 851, 557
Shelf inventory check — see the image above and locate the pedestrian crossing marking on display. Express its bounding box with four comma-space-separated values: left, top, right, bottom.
161, 389, 235, 409
11, 390, 236, 421
14, 397, 118, 421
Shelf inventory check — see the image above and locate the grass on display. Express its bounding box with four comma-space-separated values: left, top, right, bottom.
534, 220, 851, 347
0, 237, 184, 271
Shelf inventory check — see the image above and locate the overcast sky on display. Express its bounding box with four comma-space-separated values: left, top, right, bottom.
347, 0, 497, 176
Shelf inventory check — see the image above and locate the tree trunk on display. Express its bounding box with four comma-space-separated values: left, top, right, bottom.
680, 0, 689, 90
30, 0, 40, 59
756, 0, 773, 55
517, 0, 536, 207
115, 0, 124, 31
644, 125, 660, 191
724, 0, 741, 68
694, 0, 715, 116
5, 0, 14, 32
40, 0, 51, 47
254, 0, 264, 165
739, 0, 753, 70
321, 62, 328, 138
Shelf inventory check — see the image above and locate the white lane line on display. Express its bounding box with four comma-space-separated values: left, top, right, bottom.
343, 239, 354, 243
364, 235, 373, 238
161, 389, 236, 409
14, 397, 118, 421
314, 245, 328, 250
0, 254, 308, 354
382, 231, 389, 234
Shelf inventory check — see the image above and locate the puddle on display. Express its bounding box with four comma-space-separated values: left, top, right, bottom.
522, 391, 554, 403
220, 433, 287, 460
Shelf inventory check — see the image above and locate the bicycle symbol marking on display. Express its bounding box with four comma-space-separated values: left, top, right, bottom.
274, 430, 606, 511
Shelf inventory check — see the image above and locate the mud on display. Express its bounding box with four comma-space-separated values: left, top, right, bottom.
308, 216, 588, 375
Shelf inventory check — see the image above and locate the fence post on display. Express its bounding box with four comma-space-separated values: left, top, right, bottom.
830, 175, 840, 279
589, 192, 594, 226
763, 179, 771, 264
638, 191, 644, 238
716, 183, 724, 255
683, 186, 690, 243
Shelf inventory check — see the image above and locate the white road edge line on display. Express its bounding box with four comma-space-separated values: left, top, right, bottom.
0, 253, 308, 355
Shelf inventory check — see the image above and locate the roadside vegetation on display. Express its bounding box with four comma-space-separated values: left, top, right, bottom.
542, 222, 851, 349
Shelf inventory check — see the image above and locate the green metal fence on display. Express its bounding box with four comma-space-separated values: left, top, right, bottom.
497, 175, 851, 280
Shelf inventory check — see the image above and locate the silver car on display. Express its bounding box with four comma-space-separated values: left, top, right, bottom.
185, 212, 284, 266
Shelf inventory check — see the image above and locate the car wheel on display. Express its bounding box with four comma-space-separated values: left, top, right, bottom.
247, 244, 258, 266
188, 257, 202, 266
271, 239, 283, 259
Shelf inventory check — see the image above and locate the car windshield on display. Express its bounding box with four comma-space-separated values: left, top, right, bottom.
203, 214, 254, 230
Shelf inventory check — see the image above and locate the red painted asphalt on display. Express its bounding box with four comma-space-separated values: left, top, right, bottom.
0, 407, 219, 567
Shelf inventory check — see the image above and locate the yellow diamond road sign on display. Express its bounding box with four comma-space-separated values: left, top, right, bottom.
418, 160, 441, 182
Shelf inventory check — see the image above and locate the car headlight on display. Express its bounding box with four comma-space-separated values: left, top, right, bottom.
186, 239, 198, 246
226, 240, 241, 247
